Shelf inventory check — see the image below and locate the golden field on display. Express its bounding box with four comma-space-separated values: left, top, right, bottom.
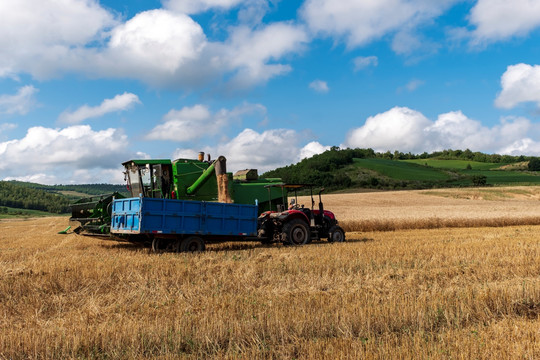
1, 187, 540, 359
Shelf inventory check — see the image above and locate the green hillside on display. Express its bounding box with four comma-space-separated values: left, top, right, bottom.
353, 159, 451, 181
264, 148, 540, 191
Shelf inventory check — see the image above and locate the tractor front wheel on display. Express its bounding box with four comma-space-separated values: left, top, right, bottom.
327, 225, 345, 243
282, 219, 310, 245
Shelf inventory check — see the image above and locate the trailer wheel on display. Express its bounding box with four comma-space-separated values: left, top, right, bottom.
327, 225, 345, 243
282, 219, 309, 245
180, 236, 205, 252
152, 237, 175, 253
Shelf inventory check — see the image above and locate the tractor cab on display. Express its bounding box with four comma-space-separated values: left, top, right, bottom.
123, 160, 173, 199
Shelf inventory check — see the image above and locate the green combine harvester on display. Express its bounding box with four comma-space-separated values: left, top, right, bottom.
68, 153, 285, 234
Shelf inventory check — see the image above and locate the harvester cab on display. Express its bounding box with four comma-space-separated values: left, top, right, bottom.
123, 160, 173, 199
257, 183, 345, 245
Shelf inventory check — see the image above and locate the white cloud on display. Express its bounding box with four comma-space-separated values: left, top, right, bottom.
0, 0, 116, 79
309, 80, 329, 93
58, 92, 141, 124
301, 0, 458, 50
0, 125, 132, 184
495, 64, 540, 109
173, 128, 313, 173
217, 128, 302, 172
468, 0, 540, 45
222, 23, 308, 89
147, 103, 267, 142
163, 0, 244, 14
0, 86, 38, 116
300, 141, 331, 160
346, 107, 432, 153
353, 56, 378, 71
0, 2, 307, 90
103, 10, 207, 78
345, 106, 540, 155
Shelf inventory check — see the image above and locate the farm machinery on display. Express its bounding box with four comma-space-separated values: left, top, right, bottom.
69, 152, 345, 251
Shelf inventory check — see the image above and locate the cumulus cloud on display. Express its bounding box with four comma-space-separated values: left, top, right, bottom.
346, 107, 432, 153
495, 64, 540, 109
468, 0, 540, 45
147, 103, 267, 142
0, 2, 307, 90
300, 141, 331, 160
0, 86, 38, 116
309, 80, 329, 93
301, 0, 458, 51
216, 128, 300, 172
58, 92, 141, 124
345, 106, 540, 155
172, 128, 328, 173
0, 125, 132, 184
222, 23, 308, 89
0, 0, 116, 79
353, 56, 378, 71
102, 10, 207, 79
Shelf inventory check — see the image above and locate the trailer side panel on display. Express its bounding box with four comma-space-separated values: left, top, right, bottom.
111, 197, 258, 236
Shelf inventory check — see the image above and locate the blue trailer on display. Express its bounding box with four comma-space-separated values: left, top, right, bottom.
110, 197, 259, 252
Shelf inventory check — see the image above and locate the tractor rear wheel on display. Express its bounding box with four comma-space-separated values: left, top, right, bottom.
282, 219, 310, 245
180, 236, 205, 252
327, 225, 345, 243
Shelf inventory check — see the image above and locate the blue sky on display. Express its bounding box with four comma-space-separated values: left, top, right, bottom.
1, 0, 540, 184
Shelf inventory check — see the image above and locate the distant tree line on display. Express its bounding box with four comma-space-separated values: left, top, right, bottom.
0, 182, 71, 213
376, 148, 530, 163
8, 181, 127, 196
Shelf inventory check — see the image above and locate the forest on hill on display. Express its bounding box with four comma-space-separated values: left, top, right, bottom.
0, 181, 71, 214
0, 181, 128, 215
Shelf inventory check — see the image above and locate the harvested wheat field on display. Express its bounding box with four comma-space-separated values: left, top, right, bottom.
299, 186, 540, 231
1, 187, 540, 359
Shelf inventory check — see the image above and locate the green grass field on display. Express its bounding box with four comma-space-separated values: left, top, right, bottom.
467, 170, 540, 185
349, 158, 540, 187
353, 158, 451, 181
403, 159, 501, 170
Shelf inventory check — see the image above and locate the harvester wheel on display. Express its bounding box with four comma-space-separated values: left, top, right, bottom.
180, 236, 205, 252
282, 219, 309, 245
327, 225, 345, 243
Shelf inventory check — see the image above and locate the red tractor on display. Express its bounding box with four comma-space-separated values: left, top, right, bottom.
257, 184, 345, 245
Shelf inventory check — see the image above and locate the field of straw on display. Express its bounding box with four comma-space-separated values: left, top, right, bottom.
1, 187, 540, 359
